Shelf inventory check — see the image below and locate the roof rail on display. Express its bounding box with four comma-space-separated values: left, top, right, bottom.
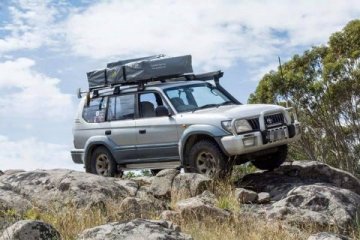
77, 70, 224, 99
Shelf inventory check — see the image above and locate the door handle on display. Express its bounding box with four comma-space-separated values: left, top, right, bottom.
139, 129, 146, 134
105, 130, 111, 135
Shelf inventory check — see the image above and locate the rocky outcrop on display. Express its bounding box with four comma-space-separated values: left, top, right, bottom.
0, 220, 60, 240
0, 189, 32, 214
0, 169, 139, 210
175, 191, 231, 220
307, 232, 350, 240
0, 161, 359, 239
265, 184, 360, 228
77, 219, 192, 240
237, 161, 360, 200
237, 161, 360, 229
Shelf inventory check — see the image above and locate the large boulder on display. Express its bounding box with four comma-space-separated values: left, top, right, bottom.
265, 184, 360, 228
77, 219, 192, 240
237, 161, 360, 200
149, 169, 179, 198
175, 191, 231, 221
0, 189, 32, 214
236, 161, 360, 229
171, 173, 212, 199
0, 220, 60, 240
0, 169, 139, 209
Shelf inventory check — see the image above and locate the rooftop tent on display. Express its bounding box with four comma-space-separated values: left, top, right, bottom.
86, 55, 193, 90
106, 55, 163, 68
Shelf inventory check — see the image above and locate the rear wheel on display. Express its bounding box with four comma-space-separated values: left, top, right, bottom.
90, 147, 117, 177
186, 140, 232, 178
252, 145, 288, 170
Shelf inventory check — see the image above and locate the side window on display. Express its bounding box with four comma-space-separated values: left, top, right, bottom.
139, 92, 166, 118
107, 94, 135, 121
82, 97, 107, 123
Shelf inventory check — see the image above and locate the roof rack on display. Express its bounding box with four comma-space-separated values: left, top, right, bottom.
77, 70, 224, 99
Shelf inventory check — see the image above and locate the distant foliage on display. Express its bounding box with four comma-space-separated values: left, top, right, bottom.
249, 20, 360, 176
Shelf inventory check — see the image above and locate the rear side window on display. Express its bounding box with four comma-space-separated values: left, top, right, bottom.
108, 94, 135, 121
82, 97, 107, 123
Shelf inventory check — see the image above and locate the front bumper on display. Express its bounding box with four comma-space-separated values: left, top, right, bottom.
221, 122, 301, 156
71, 149, 84, 164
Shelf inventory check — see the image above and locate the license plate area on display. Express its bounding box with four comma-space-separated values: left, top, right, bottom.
267, 126, 289, 143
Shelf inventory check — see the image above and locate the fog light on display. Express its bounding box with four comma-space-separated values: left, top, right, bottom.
243, 137, 255, 147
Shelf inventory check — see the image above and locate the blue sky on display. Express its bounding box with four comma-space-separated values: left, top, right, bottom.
0, 0, 359, 171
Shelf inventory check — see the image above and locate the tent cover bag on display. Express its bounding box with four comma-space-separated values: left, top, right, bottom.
87, 55, 193, 89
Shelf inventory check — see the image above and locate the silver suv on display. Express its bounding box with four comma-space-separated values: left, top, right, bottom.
71, 71, 300, 177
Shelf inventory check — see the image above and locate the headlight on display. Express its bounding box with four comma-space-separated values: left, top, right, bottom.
234, 119, 252, 133
221, 120, 233, 133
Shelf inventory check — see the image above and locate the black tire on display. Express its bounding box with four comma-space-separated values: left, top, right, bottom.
90, 146, 117, 177
252, 145, 288, 170
185, 140, 232, 178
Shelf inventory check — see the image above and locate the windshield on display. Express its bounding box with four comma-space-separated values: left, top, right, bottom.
164, 83, 233, 112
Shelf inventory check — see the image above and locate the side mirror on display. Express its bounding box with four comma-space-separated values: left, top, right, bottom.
155, 106, 171, 117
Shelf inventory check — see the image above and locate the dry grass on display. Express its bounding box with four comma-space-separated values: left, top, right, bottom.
21, 201, 159, 240
1, 179, 359, 240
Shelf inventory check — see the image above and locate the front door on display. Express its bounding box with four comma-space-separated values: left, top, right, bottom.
135, 91, 179, 162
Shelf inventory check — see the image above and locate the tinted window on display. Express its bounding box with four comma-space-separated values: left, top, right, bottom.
108, 94, 135, 121
82, 97, 107, 123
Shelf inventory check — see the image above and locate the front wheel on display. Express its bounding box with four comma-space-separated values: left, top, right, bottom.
185, 140, 232, 178
89, 147, 117, 177
252, 145, 288, 170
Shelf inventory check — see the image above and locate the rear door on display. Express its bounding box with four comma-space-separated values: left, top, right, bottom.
135, 91, 179, 162
106, 93, 137, 162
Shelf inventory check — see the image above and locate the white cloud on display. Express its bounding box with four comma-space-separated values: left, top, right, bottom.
1, 0, 359, 72
0, 135, 83, 171
0, 58, 73, 120
0, 0, 67, 53
64, 0, 360, 70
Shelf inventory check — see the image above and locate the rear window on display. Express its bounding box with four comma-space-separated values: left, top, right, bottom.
82, 97, 107, 123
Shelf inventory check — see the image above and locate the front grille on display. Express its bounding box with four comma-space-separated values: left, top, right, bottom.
248, 118, 260, 130
264, 113, 284, 128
